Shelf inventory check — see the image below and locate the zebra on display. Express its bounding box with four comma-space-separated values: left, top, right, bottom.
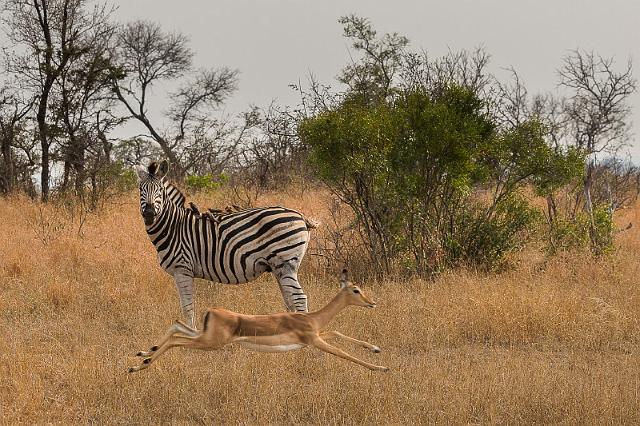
134, 160, 318, 329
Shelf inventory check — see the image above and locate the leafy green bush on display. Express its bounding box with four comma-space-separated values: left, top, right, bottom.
184, 173, 229, 192
300, 86, 581, 276
548, 205, 614, 255
90, 161, 138, 206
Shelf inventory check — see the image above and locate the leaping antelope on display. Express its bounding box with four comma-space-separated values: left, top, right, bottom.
129, 270, 389, 373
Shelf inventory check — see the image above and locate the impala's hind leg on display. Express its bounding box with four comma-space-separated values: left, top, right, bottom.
129, 313, 233, 373
136, 320, 198, 357
272, 257, 308, 312
129, 335, 205, 373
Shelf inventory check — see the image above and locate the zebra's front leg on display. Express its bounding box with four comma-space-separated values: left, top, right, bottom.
174, 272, 196, 329
273, 259, 308, 312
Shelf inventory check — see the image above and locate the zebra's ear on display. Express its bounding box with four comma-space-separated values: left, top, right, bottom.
134, 165, 149, 181
147, 161, 158, 176
340, 268, 349, 288
157, 160, 169, 178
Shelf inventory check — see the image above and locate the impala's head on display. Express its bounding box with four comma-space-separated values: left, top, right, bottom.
339, 269, 376, 308
134, 160, 169, 226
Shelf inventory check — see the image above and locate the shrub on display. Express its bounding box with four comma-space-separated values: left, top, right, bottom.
547, 204, 614, 255
185, 173, 229, 192
300, 86, 581, 276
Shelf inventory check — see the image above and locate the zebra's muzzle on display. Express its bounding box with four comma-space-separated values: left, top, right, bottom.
143, 214, 155, 226
142, 207, 155, 225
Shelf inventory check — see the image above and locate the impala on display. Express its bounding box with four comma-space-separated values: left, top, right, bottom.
129, 270, 389, 373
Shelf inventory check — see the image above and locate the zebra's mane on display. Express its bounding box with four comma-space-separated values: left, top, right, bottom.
161, 178, 187, 208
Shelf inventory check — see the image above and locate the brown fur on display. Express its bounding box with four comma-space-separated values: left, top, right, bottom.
129, 272, 388, 373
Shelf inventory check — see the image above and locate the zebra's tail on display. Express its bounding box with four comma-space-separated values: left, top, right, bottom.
304, 216, 320, 230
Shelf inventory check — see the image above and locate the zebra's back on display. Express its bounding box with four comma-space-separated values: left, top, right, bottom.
198, 206, 312, 284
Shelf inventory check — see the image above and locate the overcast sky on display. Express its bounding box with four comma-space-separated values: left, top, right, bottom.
114, 1, 638, 159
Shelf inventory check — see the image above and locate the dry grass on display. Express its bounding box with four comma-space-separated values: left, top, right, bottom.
0, 188, 639, 424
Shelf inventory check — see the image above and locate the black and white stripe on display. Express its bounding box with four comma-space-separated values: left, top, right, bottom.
135, 161, 315, 328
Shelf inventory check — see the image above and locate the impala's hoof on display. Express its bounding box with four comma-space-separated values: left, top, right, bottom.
371, 346, 381, 353
136, 351, 144, 357
379, 366, 390, 372
143, 358, 151, 364
128, 367, 135, 373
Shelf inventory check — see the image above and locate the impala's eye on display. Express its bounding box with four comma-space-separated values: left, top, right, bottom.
353, 289, 360, 294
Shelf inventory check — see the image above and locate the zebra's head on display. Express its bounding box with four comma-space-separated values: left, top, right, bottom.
134, 160, 169, 226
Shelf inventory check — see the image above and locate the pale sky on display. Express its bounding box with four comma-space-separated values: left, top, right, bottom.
112, 0, 640, 159
52, 1, 640, 159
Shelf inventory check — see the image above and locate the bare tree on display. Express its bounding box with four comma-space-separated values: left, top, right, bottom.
401, 47, 492, 100
558, 50, 636, 248
52, 7, 117, 195
112, 136, 163, 167
0, 85, 35, 194
559, 50, 636, 155
111, 20, 239, 178
181, 108, 259, 176
239, 103, 307, 188
3, 0, 115, 201
338, 15, 409, 103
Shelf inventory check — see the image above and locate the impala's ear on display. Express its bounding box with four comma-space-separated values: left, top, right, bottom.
134, 165, 149, 181
340, 268, 349, 289
157, 160, 169, 178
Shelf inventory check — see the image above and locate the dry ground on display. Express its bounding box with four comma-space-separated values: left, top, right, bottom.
0, 187, 639, 424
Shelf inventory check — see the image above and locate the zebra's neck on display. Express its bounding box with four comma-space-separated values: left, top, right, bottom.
162, 178, 186, 208
146, 200, 204, 234
145, 200, 216, 248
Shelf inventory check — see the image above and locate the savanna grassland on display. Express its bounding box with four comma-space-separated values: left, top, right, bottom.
0, 187, 639, 425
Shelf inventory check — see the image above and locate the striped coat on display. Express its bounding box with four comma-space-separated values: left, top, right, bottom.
136, 160, 316, 328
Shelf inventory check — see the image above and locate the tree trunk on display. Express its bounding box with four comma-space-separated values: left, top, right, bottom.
98, 129, 112, 164
583, 160, 598, 252
37, 76, 55, 202
40, 140, 50, 201
61, 161, 71, 192
74, 153, 86, 196
1, 130, 15, 193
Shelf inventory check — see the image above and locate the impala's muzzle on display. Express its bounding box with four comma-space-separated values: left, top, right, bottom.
142, 206, 155, 226
364, 297, 377, 308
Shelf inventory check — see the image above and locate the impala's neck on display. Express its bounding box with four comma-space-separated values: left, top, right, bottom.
309, 290, 350, 329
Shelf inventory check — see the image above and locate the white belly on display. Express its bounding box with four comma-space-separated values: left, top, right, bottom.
236, 341, 307, 353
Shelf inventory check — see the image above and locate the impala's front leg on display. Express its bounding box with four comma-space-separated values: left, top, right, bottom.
311, 336, 389, 372
320, 331, 382, 353
174, 272, 196, 329
136, 320, 198, 357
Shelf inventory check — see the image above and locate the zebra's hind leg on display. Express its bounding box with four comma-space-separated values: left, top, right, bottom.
173, 272, 197, 329
272, 257, 308, 312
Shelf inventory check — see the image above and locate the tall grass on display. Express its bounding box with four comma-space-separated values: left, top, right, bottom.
0, 189, 638, 424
